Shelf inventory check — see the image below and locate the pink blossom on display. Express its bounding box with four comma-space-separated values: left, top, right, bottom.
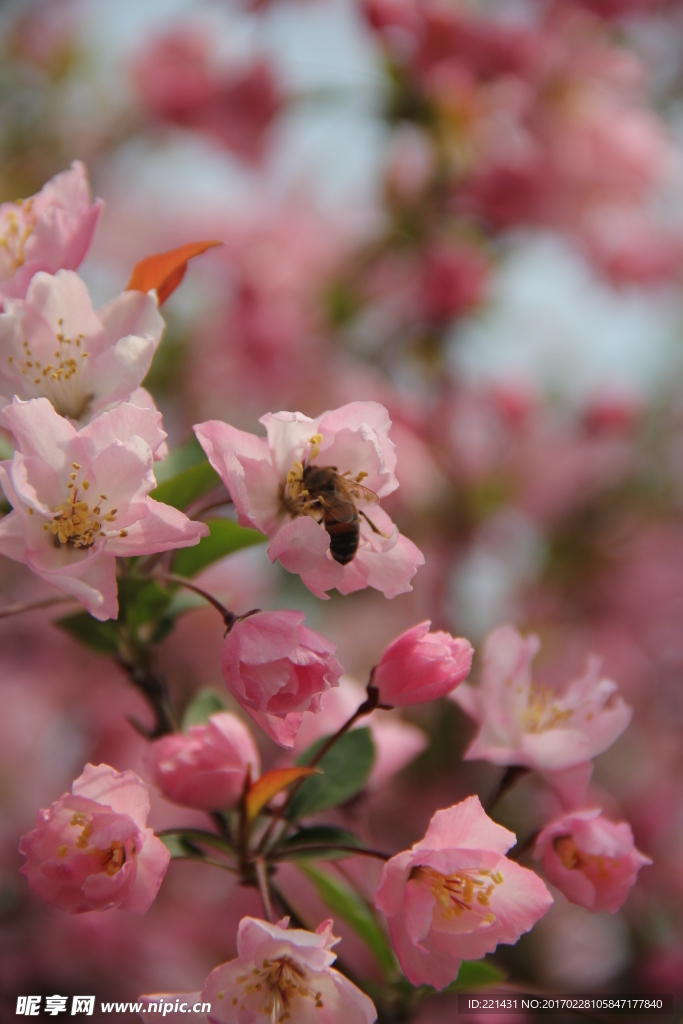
0, 397, 207, 620
133, 30, 283, 164
292, 677, 428, 790
374, 795, 553, 990
145, 712, 260, 811
0, 270, 165, 425
221, 610, 344, 747
580, 207, 683, 287
534, 808, 652, 913
372, 621, 473, 707
193, 202, 350, 411
201, 917, 377, 1023
19, 763, 170, 914
451, 625, 632, 772
194, 402, 424, 599
417, 243, 489, 322
0, 162, 102, 301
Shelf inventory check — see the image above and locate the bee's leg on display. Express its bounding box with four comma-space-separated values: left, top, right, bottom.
302, 495, 325, 522
359, 510, 390, 538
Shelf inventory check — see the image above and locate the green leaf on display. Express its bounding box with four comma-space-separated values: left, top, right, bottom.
150, 460, 220, 511
117, 578, 172, 629
299, 863, 397, 977
159, 829, 235, 858
445, 959, 507, 991
54, 612, 120, 655
278, 826, 366, 861
182, 689, 227, 729
171, 518, 265, 577
287, 728, 375, 821
160, 833, 193, 859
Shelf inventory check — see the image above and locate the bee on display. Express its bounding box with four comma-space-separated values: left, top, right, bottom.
301, 466, 384, 565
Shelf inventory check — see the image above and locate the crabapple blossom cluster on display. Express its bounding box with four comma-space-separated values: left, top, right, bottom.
451, 627, 650, 913
1, 0, 670, 1004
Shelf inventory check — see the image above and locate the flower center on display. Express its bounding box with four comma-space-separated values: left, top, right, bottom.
554, 835, 620, 880
41, 465, 120, 549
280, 434, 323, 513
7, 317, 93, 420
522, 682, 572, 733
227, 956, 324, 1023
412, 864, 503, 923
0, 199, 34, 275
59, 812, 128, 876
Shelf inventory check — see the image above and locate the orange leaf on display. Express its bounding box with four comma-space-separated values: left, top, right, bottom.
126, 240, 223, 305
246, 767, 319, 824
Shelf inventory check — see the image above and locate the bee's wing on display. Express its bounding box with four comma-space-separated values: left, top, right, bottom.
348, 481, 380, 505
322, 494, 358, 524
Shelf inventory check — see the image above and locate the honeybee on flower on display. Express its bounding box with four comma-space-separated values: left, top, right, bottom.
194, 401, 424, 599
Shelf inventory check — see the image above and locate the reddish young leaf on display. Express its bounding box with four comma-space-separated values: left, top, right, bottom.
245, 767, 320, 824
127, 240, 223, 304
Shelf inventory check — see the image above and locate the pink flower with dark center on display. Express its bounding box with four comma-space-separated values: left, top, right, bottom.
0, 270, 165, 427
375, 796, 553, 990
19, 763, 170, 914
372, 621, 473, 707
201, 917, 377, 1023
0, 162, 102, 301
194, 402, 424, 599
0, 397, 207, 620
534, 808, 652, 913
451, 625, 632, 772
221, 610, 343, 747
145, 712, 260, 811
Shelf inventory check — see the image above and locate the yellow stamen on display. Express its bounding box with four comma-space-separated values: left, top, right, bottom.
411, 864, 503, 921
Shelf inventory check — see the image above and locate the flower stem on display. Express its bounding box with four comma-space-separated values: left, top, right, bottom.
255, 858, 274, 923
485, 765, 529, 813
152, 571, 236, 628
274, 844, 390, 861
0, 595, 75, 619
116, 646, 179, 737
273, 684, 381, 838
306, 685, 380, 771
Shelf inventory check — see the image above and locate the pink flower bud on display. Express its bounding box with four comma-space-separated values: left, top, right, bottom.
372, 621, 473, 707
221, 610, 344, 748
145, 712, 260, 811
534, 808, 652, 913
19, 764, 170, 914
